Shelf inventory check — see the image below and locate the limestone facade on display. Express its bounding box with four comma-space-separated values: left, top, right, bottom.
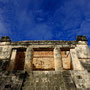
0, 36, 90, 90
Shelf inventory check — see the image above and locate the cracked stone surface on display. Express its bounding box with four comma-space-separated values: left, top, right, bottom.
0, 36, 90, 90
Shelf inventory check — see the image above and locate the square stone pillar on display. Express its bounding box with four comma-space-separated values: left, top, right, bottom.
9, 49, 17, 71
70, 49, 84, 70
54, 47, 62, 71
25, 47, 33, 72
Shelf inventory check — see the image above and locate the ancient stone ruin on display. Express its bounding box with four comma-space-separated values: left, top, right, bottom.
0, 35, 90, 90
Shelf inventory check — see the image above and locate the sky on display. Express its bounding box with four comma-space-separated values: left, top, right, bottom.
0, 0, 90, 45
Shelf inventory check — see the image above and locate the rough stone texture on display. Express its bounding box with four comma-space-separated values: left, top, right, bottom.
32, 50, 54, 70
76, 44, 90, 59
79, 59, 90, 72
54, 47, 62, 71
76, 35, 88, 41
22, 71, 67, 90
0, 71, 28, 90
71, 70, 90, 89
61, 50, 72, 70
0, 35, 90, 90
0, 36, 11, 42
0, 46, 11, 59
70, 49, 84, 70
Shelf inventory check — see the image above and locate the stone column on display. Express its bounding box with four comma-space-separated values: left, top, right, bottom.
25, 47, 33, 72
70, 49, 84, 70
9, 49, 17, 71
54, 47, 62, 71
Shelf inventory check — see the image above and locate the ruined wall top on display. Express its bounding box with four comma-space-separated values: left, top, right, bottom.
0, 36, 11, 42
0, 35, 88, 45
76, 35, 88, 41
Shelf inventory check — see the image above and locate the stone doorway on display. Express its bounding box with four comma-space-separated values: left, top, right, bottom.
32, 48, 55, 71
14, 48, 26, 70
61, 48, 72, 70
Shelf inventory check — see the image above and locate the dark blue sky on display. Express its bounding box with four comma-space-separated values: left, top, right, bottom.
0, 0, 90, 45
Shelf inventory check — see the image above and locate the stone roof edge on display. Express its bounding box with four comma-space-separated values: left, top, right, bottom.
9, 40, 76, 45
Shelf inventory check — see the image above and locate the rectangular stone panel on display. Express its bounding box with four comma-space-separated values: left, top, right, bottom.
32, 50, 55, 70
61, 50, 72, 70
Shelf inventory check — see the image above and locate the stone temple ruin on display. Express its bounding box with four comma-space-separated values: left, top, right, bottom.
0, 35, 90, 90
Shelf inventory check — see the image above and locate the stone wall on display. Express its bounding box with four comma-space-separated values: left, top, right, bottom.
0, 36, 90, 90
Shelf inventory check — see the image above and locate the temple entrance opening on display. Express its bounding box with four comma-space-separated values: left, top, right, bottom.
14, 48, 26, 70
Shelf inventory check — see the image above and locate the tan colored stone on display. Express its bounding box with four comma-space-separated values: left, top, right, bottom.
70, 49, 84, 70
54, 47, 62, 71
32, 50, 54, 70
